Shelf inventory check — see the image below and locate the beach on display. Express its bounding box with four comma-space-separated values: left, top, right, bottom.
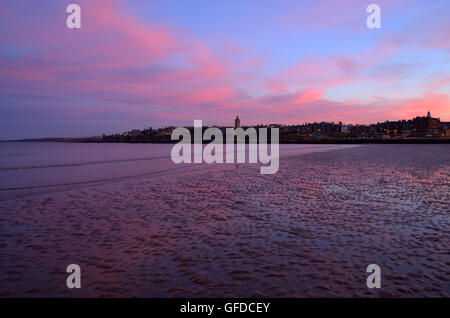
0, 144, 448, 297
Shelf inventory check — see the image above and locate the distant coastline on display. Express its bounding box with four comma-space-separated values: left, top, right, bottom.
3, 136, 449, 144
3, 112, 449, 144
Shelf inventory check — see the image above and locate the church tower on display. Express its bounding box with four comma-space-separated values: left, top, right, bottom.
235, 115, 240, 128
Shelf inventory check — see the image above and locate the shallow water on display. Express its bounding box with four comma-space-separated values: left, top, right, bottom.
0, 143, 448, 297
0, 142, 358, 197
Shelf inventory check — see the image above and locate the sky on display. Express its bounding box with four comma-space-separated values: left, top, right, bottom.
0, 0, 449, 139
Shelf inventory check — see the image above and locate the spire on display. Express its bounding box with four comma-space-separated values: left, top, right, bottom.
234, 115, 240, 128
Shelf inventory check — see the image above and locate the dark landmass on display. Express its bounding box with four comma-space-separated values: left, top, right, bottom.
3, 112, 449, 144
4, 136, 449, 144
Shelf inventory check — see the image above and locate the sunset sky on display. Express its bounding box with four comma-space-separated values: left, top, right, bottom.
0, 0, 449, 139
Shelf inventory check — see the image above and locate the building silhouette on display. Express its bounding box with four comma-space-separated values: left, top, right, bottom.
101, 112, 449, 143
235, 115, 240, 128
412, 111, 440, 137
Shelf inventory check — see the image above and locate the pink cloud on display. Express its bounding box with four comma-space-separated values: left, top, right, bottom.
374, 93, 450, 121
0, 0, 254, 111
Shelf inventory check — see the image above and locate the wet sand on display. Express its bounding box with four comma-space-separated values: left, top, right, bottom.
0, 144, 448, 297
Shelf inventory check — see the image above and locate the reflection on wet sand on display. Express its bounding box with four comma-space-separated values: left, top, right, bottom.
0, 144, 448, 297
